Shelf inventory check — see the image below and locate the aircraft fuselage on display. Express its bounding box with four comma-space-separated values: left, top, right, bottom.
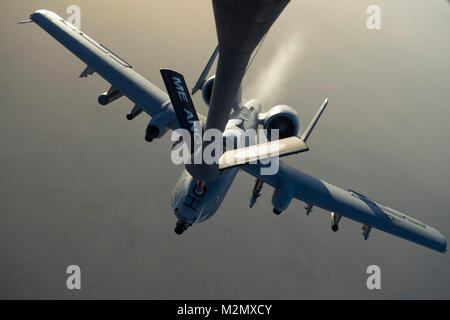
171, 99, 262, 230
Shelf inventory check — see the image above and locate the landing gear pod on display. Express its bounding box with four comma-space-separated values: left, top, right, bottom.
271, 182, 293, 215
98, 87, 123, 106
144, 108, 175, 142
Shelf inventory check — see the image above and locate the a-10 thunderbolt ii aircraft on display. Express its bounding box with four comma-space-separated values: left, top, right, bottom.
21, 0, 446, 253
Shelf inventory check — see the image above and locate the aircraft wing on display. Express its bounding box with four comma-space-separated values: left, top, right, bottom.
28, 10, 205, 128
242, 162, 447, 253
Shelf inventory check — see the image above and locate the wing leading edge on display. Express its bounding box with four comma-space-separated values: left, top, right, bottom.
29, 10, 206, 128
243, 162, 447, 253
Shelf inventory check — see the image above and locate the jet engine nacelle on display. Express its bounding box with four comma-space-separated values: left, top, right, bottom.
271, 182, 293, 214
201, 76, 215, 106
261, 105, 299, 141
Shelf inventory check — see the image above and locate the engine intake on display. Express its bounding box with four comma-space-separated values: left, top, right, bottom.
262, 105, 299, 140
201, 76, 215, 106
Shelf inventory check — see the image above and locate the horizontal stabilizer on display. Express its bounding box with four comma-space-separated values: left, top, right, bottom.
301, 98, 328, 142
219, 136, 309, 170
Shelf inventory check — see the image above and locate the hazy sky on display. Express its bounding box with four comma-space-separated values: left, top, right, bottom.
1, 0, 450, 299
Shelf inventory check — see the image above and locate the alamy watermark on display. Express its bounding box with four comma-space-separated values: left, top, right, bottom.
171, 125, 281, 175
367, 5, 381, 30
366, 265, 381, 290
66, 265, 81, 290
66, 5, 81, 29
